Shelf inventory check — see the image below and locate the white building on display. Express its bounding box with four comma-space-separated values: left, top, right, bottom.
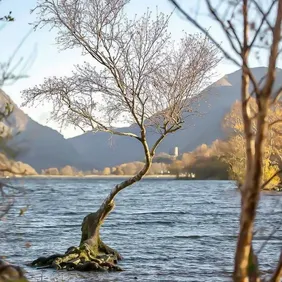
174, 147, 179, 157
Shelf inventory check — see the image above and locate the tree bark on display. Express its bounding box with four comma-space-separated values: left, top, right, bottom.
234, 100, 268, 282
233, 8, 255, 275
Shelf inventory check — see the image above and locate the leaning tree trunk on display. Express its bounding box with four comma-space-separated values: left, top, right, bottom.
31, 200, 123, 271
31, 158, 152, 272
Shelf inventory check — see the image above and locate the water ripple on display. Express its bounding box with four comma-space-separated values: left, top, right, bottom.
0, 179, 281, 281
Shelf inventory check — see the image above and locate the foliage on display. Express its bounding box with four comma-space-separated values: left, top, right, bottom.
262, 159, 280, 189
102, 167, 111, 175
153, 152, 175, 164
168, 160, 184, 177
0, 0, 14, 21
148, 163, 167, 175
0, 10, 14, 22
181, 152, 196, 167
60, 165, 76, 176
105, 162, 168, 175
166, 142, 228, 179
190, 156, 229, 180
112, 166, 123, 175
42, 167, 60, 175
220, 99, 282, 189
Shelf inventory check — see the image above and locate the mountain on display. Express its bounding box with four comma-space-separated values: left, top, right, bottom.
68, 67, 282, 169
0, 89, 90, 172
1, 67, 281, 171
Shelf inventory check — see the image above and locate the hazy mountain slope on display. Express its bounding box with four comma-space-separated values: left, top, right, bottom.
68, 67, 282, 169
13, 119, 90, 171
68, 82, 235, 169
0, 89, 89, 171
1, 67, 280, 171
69, 127, 145, 170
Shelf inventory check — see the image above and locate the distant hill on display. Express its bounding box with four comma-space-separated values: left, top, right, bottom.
1, 67, 281, 171
0, 89, 91, 171
68, 67, 282, 169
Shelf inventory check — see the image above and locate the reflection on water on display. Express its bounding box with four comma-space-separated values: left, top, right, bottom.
0, 179, 281, 281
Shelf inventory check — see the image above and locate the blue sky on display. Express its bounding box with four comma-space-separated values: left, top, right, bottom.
0, 0, 268, 138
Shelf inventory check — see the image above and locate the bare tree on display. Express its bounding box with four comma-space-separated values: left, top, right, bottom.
21, 0, 220, 272
169, 0, 282, 281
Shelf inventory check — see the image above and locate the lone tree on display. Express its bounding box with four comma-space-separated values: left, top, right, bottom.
170, 0, 282, 281
22, 0, 220, 272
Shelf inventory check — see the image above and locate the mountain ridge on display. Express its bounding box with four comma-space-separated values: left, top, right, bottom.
0, 89, 92, 171
67, 67, 282, 169
1, 67, 281, 171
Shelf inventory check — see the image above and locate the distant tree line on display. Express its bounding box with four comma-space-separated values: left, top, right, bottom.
41, 99, 282, 190
42, 165, 84, 176
166, 99, 282, 189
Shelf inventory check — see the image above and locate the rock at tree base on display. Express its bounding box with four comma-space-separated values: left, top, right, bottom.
30, 245, 123, 272
30, 202, 123, 272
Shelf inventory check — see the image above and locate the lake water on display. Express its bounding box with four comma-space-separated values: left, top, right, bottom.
0, 178, 282, 282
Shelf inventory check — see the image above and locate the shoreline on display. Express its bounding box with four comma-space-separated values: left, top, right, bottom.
1, 174, 177, 179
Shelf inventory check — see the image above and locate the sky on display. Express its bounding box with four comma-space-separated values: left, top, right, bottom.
0, 0, 270, 138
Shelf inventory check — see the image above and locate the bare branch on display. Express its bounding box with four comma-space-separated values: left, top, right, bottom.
168, 0, 241, 66
205, 0, 242, 54
23, 0, 219, 149
261, 169, 282, 189
251, 0, 275, 32
0, 29, 35, 87
248, 0, 276, 48
150, 134, 166, 156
